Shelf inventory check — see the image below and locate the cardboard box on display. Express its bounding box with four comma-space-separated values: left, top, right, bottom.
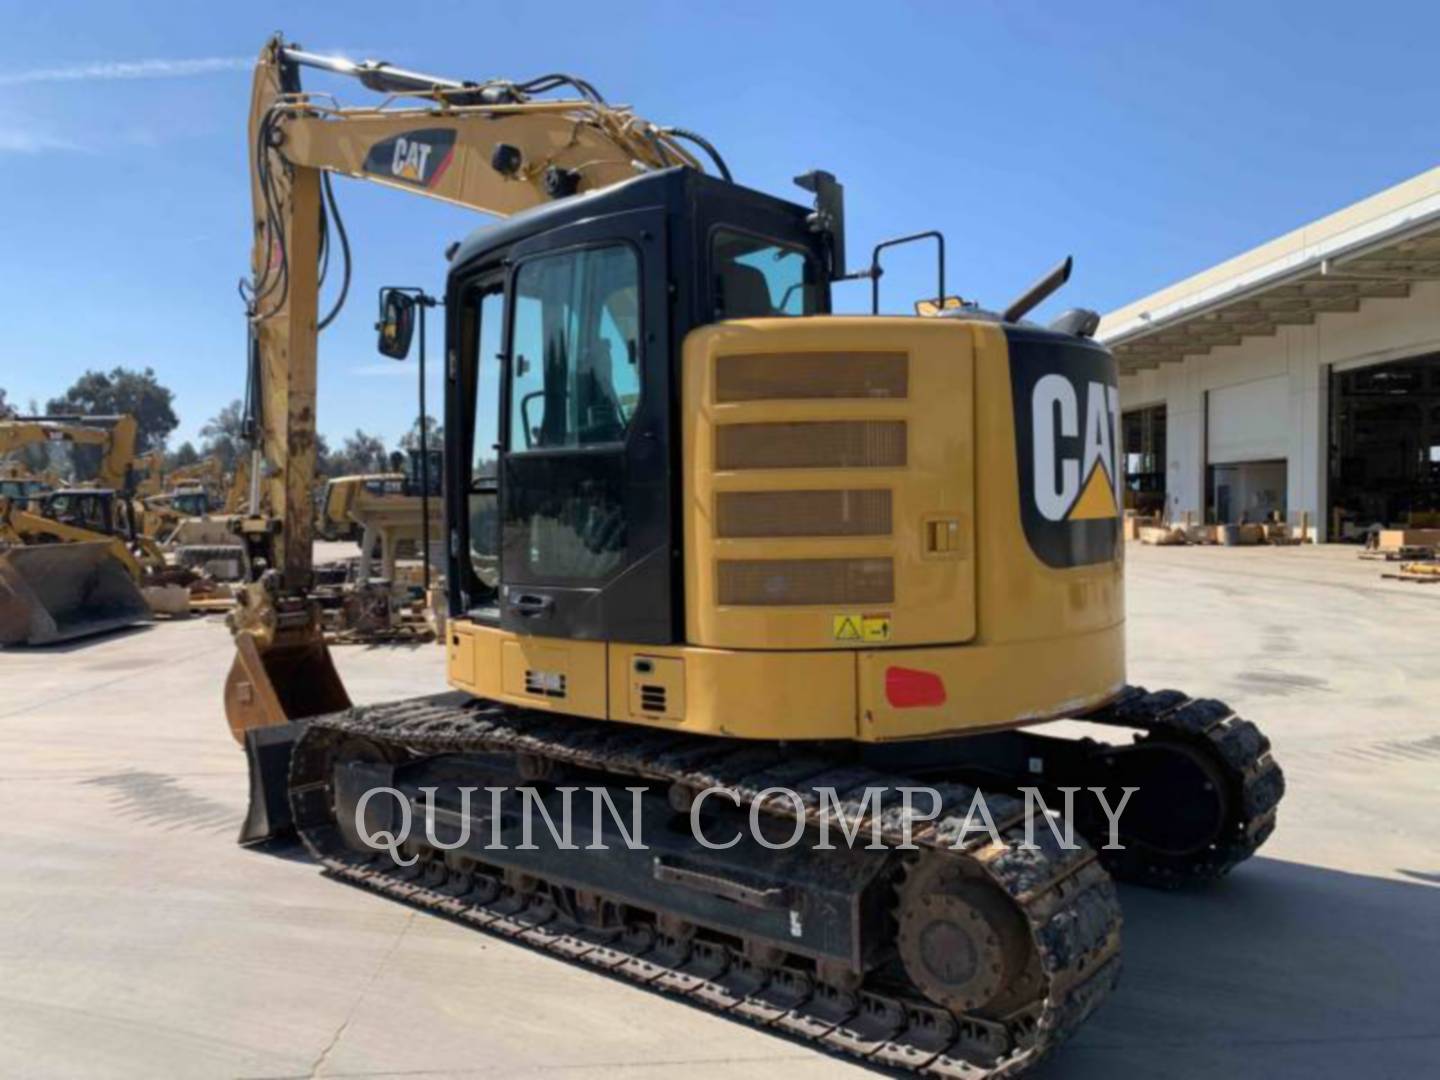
1375, 529, 1440, 551
1139, 525, 1187, 546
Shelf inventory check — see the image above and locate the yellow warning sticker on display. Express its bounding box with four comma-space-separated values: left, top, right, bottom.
833, 613, 892, 642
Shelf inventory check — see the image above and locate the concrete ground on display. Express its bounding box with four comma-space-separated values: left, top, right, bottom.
0, 543, 1435, 1078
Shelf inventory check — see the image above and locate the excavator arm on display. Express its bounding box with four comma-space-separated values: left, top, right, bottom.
240, 36, 707, 588
227, 35, 721, 743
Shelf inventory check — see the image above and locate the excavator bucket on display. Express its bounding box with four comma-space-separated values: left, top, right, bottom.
0, 541, 153, 646
225, 630, 351, 845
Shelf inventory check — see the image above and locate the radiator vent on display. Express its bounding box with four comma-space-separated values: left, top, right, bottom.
717, 557, 894, 606
638, 684, 668, 714
716, 421, 906, 470
523, 669, 567, 698
715, 352, 908, 402
716, 489, 892, 538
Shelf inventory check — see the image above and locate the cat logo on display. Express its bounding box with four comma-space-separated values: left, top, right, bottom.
1008, 330, 1122, 568
361, 128, 457, 189
1031, 373, 1121, 524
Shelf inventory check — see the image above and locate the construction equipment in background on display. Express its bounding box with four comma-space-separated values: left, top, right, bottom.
312, 448, 443, 642
318, 448, 442, 578
140, 454, 245, 558
0, 461, 57, 501
0, 414, 140, 491
132, 449, 166, 498
0, 492, 153, 645
0, 415, 162, 643
224, 37, 1284, 1077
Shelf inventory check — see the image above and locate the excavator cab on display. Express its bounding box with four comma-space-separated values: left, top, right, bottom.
443, 168, 828, 644
36, 489, 121, 535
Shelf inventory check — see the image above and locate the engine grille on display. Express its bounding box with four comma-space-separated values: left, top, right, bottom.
716, 421, 906, 470
717, 557, 894, 606
715, 489, 892, 538
715, 352, 908, 402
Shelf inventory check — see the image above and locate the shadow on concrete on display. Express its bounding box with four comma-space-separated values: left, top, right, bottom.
8, 622, 153, 654
1049, 856, 1440, 1078
81, 769, 236, 835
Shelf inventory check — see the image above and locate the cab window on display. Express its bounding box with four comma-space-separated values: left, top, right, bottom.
712, 229, 817, 320
507, 244, 641, 452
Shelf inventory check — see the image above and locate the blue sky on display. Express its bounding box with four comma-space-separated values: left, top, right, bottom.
2, 0, 1438, 450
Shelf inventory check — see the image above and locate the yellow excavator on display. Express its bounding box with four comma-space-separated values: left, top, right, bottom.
226, 37, 1283, 1077
0, 415, 153, 645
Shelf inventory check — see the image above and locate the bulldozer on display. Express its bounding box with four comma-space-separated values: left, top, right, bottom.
225, 37, 1284, 1077
0, 416, 153, 645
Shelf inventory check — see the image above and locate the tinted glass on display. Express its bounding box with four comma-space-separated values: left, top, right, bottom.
468, 286, 505, 613
508, 245, 641, 451
712, 229, 816, 320
502, 453, 625, 583
473, 289, 504, 481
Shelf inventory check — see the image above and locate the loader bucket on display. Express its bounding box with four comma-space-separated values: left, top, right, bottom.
0, 542, 152, 646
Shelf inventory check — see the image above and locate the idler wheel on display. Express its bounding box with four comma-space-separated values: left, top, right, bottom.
896, 862, 1033, 1015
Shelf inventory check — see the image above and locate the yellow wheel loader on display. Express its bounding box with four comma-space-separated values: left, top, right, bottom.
0, 416, 153, 645
225, 38, 1283, 1077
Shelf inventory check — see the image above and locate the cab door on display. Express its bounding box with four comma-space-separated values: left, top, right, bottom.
498, 208, 673, 643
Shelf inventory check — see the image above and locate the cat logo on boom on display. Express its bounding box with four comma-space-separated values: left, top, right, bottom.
1008, 330, 1123, 568
362, 128, 457, 189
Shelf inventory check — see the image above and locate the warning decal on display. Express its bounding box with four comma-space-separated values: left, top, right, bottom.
832, 613, 892, 643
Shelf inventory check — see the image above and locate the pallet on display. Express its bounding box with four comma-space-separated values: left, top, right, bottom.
1382, 561, 1440, 584
188, 597, 237, 612
1359, 546, 1435, 562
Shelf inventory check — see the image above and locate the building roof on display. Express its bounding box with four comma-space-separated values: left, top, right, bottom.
1098, 165, 1440, 375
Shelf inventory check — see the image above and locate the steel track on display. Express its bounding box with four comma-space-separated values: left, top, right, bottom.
281, 684, 1281, 1076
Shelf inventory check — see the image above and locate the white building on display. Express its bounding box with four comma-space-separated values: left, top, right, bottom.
1100, 167, 1440, 541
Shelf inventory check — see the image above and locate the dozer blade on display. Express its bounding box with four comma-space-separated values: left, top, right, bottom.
0, 541, 152, 646
225, 629, 351, 845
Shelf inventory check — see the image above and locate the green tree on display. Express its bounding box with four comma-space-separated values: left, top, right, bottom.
168, 441, 201, 469
399, 415, 444, 452
329, 429, 390, 476
46, 367, 179, 452
199, 400, 246, 472
314, 432, 334, 476
0, 386, 14, 419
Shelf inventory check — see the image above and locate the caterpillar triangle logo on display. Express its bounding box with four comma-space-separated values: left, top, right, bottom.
1032, 372, 1120, 524
1008, 331, 1123, 568
1067, 461, 1119, 521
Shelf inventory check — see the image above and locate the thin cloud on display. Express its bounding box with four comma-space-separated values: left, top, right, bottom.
0, 128, 85, 154
0, 56, 250, 87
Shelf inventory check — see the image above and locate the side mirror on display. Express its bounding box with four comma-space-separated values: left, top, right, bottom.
376, 289, 416, 359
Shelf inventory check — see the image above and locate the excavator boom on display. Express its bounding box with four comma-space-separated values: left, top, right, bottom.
239, 37, 706, 589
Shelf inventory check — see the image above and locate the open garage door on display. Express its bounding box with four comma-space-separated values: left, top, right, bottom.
1122, 405, 1166, 517
1329, 353, 1440, 539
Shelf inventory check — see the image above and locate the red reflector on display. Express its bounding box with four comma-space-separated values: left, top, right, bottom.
885, 667, 946, 708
